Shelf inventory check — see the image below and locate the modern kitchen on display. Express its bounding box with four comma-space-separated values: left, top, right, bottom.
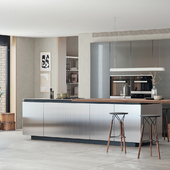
1, 1, 170, 170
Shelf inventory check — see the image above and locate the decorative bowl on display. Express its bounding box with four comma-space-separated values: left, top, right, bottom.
154, 95, 162, 100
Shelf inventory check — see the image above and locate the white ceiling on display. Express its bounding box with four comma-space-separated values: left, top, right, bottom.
0, 0, 170, 37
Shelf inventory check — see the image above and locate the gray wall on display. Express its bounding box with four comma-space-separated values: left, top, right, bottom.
17, 37, 35, 129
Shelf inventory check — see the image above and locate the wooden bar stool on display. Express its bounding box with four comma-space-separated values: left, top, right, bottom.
106, 112, 128, 153
162, 107, 169, 142
138, 115, 161, 159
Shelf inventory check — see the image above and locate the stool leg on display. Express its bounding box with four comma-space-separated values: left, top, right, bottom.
165, 116, 169, 142
122, 122, 126, 153
163, 115, 165, 140
150, 124, 152, 157
138, 125, 144, 158
106, 121, 113, 152
154, 125, 161, 159
119, 121, 123, 151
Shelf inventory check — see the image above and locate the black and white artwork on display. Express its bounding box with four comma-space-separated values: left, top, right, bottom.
40, 52, 51, 71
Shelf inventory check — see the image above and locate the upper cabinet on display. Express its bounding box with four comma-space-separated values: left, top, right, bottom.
110, 41, 130, 68
131, 40, 152, 68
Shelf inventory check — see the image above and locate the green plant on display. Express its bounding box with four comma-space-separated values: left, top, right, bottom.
0, 86, 5, 98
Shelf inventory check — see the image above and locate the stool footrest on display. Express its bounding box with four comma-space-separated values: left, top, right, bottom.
110, 135, 126, 139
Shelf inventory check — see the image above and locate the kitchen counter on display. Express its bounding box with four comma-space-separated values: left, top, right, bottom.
72, 98, 170, 104
24, 98, 170, 104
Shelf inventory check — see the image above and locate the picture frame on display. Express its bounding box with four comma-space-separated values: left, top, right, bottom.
40, 73, 51, 93
40, 52, 51, 71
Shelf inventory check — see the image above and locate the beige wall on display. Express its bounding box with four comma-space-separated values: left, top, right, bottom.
57, 37, 66, 93
66, 36, 78, 56
34, 38, 57, 98
17, 37, 35, 128
78, 33, 170, 98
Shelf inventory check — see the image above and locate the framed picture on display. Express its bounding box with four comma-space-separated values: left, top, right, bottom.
40, 73, 51, 92
40, 52, 51, 71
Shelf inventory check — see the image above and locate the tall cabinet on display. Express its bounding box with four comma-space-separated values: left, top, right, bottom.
66, 56, 78, 98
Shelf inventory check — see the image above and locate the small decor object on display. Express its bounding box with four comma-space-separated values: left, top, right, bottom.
40, 52, 51, 71
151, 86, 157, 98
71, 73, 78, 83
154, 95, 162, 100
40, 73, 51, 92
150, 71, 162, 98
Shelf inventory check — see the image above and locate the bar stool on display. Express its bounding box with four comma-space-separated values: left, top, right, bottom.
106, 112, 128, 153
162, 107, 169, 142
138, 115, 161, 159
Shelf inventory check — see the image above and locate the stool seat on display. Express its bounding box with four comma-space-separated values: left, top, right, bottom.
110, 112, 128, 115
141, 115, 160, 118
107, 112, 128, 153
138, 114, 161, 159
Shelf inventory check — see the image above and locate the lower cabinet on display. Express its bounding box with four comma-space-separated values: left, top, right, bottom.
65, 103, 89, 139
44, 103, 66, 137
89, 104, 114, 140
23, 102, 43, 136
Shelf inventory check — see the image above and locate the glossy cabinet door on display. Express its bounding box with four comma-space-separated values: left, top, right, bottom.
23, 102, 43, 136
89, 104, 114, 140
65, 103, 89, 139
44, 103, 66, 137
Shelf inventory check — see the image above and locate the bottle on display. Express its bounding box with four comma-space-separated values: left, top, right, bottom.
50, 88, 52, 99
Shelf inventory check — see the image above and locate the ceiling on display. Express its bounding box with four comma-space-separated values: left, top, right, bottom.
0, 0, 170, 38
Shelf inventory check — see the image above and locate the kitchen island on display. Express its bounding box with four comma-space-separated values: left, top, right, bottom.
23, 98, 170, 146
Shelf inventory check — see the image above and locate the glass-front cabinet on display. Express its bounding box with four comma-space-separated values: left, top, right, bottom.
66, 56, 78, 98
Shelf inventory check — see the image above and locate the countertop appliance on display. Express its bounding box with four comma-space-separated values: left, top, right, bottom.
110, 75, 152, 98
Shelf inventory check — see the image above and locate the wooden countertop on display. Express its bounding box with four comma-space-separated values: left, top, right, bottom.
71, 98, 170, 104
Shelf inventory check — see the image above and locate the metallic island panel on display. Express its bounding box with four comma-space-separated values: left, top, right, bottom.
89, 104, 114, 140
65, 103, 89, 139
23, 102, 43, 136
23, 101, 162, 144
44, 103, 66, 137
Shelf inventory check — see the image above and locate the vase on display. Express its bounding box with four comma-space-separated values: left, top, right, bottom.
151, 86, 157, 98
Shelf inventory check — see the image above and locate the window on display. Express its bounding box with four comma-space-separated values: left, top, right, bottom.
0, 45, 7, 113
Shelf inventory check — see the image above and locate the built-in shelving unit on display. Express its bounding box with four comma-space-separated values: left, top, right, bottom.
66, 56, 78, 98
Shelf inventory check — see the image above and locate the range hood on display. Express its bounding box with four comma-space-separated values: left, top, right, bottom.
110, 67, 165, 72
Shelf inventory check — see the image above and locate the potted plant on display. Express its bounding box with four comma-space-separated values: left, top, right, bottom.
0, 86, 5, 98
